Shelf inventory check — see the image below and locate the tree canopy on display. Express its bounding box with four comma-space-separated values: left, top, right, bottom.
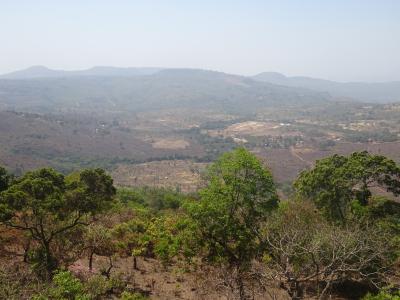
0, 166, 12, 193
0, 168, 116, 275
294, 151, 400, 221
0, 150, 399, 299
186, 148, 278, 299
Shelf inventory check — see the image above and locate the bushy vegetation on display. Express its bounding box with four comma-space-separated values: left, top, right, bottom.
182, 127, 237, 162
0, 149, 399, 299
345, 129, 398, 143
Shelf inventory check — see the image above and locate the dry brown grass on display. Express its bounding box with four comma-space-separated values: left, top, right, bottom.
112, 160, 208, 193
151, 139, 190, 150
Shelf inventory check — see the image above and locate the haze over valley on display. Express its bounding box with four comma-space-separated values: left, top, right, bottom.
1, 65, 400, 193
1, 2, 400, 299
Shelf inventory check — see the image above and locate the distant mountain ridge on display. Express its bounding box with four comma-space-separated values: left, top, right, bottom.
0, 68, 331, 114
0, 66, 163, 79
2, 66, 400, 105
253, 72, 400, 103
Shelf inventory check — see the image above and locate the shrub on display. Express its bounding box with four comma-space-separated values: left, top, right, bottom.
119, 291, 148, 300
33, 270, 90, 300
363, 290, 400, 300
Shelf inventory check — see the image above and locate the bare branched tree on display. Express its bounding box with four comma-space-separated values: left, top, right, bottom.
263, 201, 398, 299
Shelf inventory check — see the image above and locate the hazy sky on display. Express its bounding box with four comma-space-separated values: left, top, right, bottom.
1, 0, 399, 82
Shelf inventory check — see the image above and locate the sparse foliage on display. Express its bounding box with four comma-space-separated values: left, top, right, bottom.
264, 201, 398, 299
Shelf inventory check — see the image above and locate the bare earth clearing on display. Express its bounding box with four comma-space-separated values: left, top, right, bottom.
151, 139, 190, 150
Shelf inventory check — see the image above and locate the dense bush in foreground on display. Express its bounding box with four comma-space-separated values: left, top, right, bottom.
0, 148, 399, 299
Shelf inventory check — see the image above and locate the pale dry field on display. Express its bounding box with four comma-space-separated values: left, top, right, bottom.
209, 121, 301, 138
112, 160, 208, 193
151, 138, 190, 150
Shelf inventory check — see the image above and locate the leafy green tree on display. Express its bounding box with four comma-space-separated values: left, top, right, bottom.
117, 187, 184, 211
0, 168, 116, 276
294, 151, 400, 222
360, 196, 400, 250
113, 216, 149, 270
144, 213, 196, 265
0, 166, 12, 192
113, 210, 194, 269
84, 224, 115, 271
186, 148, 278, 299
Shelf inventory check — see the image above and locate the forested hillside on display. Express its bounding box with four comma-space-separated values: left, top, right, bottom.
253, 72, 400, 103
0, 149, 399, 299
0, 69, 331, 114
